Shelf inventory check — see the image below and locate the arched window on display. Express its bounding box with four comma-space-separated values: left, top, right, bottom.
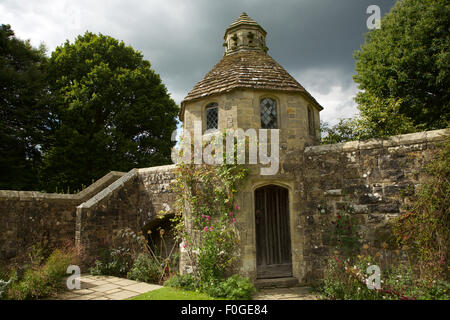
260, 98, 277, 129
308, 106, 315, 136
205, 103, 218, 131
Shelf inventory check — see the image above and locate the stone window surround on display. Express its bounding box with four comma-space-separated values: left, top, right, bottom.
202, 101, 219, 133
259, 95, 280, 129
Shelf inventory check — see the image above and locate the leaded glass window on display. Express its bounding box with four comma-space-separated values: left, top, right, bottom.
206, 103, 218, 131
260, 98, 277, 129
308, 106, 315, 136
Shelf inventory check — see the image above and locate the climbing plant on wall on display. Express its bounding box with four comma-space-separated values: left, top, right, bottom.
393, 137, 450, 282
171, 133, 249, 283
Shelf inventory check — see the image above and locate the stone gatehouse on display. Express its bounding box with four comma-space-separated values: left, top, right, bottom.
0, 13, 448, 285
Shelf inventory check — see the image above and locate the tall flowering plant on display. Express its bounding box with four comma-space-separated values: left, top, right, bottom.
172, 132, 249, 282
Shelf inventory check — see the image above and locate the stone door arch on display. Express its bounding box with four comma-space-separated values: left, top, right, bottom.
254, 184, 292, 278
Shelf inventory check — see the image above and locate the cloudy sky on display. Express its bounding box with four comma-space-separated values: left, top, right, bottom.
1, 0, 397, 125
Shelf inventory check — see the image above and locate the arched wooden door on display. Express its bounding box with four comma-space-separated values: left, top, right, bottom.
255, 185, 292, 278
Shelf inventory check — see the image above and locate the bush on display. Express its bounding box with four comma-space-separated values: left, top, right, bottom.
165, 273, 255, 300
45, 249, 79, 288
213, 275, 256, 300
8, 269, 51, 300
89, 260, 106, 276
320, 253, 449, 300
90, 228, 150, 277
164, 274, 199, 292
127, 254, 161, 284
7, 247, 78, 300
413, 280, 450, 300
89, 248, 134, 277
321, 255, 382, 300
90, 228, 179, 283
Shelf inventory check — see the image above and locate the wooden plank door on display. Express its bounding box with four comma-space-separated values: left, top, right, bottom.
255, 185, 292, 279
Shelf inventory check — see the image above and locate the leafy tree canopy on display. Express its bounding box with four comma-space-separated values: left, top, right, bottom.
40, 31, 179, 192
321, 119, 360, 145
354, 0, 450, 130
0, 24, 49, 190
321, 97, 417, 144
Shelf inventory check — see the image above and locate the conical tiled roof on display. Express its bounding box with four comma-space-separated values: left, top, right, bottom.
183, 51, 306, 101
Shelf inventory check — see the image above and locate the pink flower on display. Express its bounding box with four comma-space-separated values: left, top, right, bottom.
209, 226, 214, 231
235, 204, 239, 210
232, 218, 236, 223
206, 216, 211, 221
229, 212, 233, 217
201, 214, 205, 218
204, 227, 208, 232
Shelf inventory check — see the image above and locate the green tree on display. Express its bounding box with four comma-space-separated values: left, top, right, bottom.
355, 96, 416, 139
321, 119, 360, 144
354, 0, 450, 130
40, 32, 178, 192
0, 24, 50, 190
321, 97, 417, 144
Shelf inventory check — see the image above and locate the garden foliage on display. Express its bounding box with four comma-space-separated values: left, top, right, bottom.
321, 139, 449, 299
168, 133, 255, 299
90, 227, 178, 284
3, 246, 79, 300
393, 138, 449, 282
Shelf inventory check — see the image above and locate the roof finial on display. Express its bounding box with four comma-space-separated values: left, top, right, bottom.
224, 12, 267, 55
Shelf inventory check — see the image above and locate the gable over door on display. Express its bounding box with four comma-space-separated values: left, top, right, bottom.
255, 185, 292, 279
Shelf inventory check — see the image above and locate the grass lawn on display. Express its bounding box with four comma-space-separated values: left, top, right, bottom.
130, 287, 227, 300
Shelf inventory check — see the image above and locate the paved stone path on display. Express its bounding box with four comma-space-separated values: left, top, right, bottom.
53, 274, 319, 300
253, 287, 320, 300
54, 274, 162, 300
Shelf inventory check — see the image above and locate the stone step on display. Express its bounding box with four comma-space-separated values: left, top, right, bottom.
254, 277, 299, 289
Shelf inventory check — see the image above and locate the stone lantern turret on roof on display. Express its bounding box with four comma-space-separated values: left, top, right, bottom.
223, 12, 268, 55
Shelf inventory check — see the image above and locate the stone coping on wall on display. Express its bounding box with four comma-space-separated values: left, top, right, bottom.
77, 164, 177, 210
74, 171, 126, 201
0, 171, 126, 202
304, 129, 449, 155
137, 164, 177, 175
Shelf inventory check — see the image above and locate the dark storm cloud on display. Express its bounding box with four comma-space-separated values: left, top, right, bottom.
1, 0, 398, 123
149, 0, 398, 97
122, 0, 398, 118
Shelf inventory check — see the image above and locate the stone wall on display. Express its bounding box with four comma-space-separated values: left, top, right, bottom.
298, 129, 448, 283
75, 165, 177, 260
0, 171, 125, 263
1, 128, 448, 285
73, 129, 447, 283
230, 129, 448, 284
